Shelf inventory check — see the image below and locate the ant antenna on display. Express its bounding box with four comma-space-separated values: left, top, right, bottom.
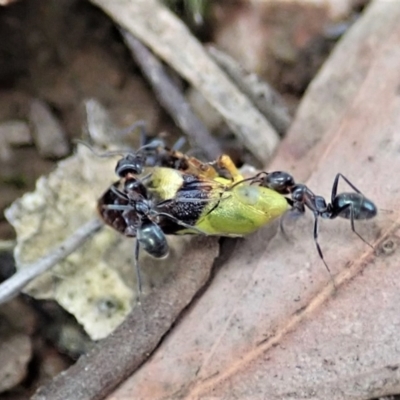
74, 139, 131, 158
118, 120, 147, 138
172, 136, 186, 151
75, 139, 167, 160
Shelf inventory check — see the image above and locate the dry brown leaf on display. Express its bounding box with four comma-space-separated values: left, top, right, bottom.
89, 0, 280, 164
106, 1, 400, 399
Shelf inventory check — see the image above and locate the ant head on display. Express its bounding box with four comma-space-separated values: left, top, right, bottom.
115, 153, 145, 177
260, 171, 295, 194
137, 220, 169, 259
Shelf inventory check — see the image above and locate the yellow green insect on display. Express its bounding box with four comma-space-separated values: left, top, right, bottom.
144, 154, 289, 236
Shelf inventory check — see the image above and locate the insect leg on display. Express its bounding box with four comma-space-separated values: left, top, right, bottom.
156, 212, 208, 234
172, 136, 186, 151
341, 202, 374, 248
134, 237, 143, 300
117, 120, 147, 141
102, 204, 131, 211
74, 140, 130, 159
213, 154, 243, 182
279, 198, 304, 242
312, 213, 335, 284
110, 185, 129, 201
331, 173, 363, 203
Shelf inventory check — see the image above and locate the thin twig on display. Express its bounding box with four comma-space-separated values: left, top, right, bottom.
122, 30, 223, 160
0, 218, 103, 304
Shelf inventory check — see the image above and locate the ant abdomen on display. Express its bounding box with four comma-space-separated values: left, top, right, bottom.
137, 220, 169, 259
332, 193, 378, 220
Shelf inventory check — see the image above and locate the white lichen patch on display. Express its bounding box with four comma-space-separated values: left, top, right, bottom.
4, 145, 137, 339
5, 143, 198, 340
55, 256, 134, 341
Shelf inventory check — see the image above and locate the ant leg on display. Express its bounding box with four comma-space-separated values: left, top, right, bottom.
229, 175, 262, 190
156, 212, 207, 234
279, 211, 291, 242
331, 173, 363, 203
172, 136, 186, 151
134, 238, 143, 302
279, 199, 304, 242
74, 140, 130, 158
347, 204, 374, 248
312, 214, 335, 284
102, 204, 131, 211
118, 120, 147, 141
249, 171, 268, 184
110, 185, 129, 201
279, 198, 292, 241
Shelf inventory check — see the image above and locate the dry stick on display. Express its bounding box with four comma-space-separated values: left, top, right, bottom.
122, 30, 222, 160
32, 236, 217, 400
207, 46, 292, 136
0, 218, 103, 304
90, 0, 280, 164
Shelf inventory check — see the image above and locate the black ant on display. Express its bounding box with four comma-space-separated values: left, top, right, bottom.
98, 163, 206, 296
251, 171, 377, 275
